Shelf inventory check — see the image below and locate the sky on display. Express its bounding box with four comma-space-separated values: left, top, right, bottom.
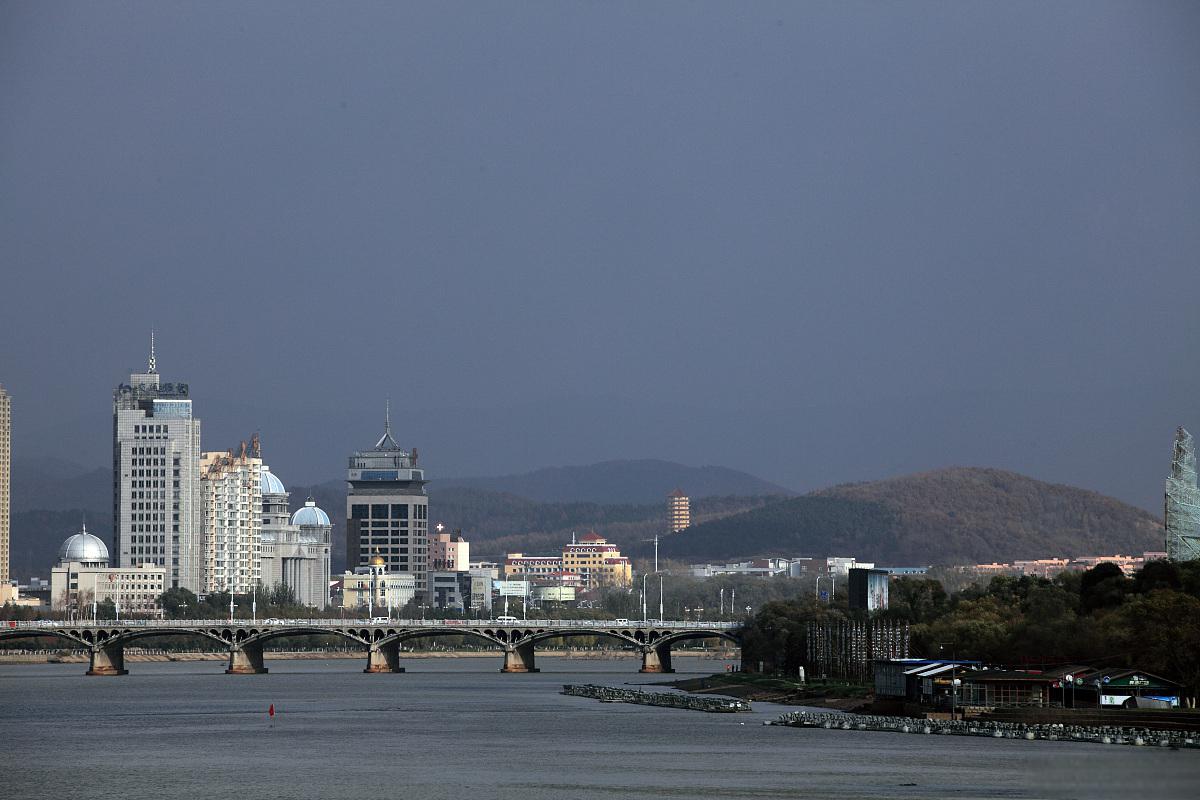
1, 1, 1198, 512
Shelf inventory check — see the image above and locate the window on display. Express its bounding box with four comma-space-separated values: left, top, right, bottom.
371, 504, 389, 519
391, 504, 408, 519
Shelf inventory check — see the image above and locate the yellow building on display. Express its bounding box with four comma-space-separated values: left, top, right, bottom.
561, 532, 632, 589
667, 488, 690, 533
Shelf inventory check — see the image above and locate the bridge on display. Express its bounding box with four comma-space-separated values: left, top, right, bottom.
1, 619, 742, 676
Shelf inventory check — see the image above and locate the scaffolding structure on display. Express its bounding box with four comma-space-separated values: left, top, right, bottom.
806, 619, 910, 681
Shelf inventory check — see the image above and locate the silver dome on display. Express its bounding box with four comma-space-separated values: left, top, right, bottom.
260, 465, 286, 495
290, 498, 331, 527
58, 525, 110, 564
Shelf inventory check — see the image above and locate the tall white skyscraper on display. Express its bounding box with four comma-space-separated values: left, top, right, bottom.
112, 336, 202, 590
200, 440, 262, 594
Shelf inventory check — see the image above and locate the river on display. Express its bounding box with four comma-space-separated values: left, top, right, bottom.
2, 657, 1197, 799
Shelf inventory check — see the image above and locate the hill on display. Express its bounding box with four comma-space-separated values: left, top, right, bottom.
11, 457, 112, 513
436, 459, 791, 504
654, 467, 1163, 566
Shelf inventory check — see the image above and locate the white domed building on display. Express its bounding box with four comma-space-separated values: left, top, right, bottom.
51, 523, 166, 618
258, 465, 331, 609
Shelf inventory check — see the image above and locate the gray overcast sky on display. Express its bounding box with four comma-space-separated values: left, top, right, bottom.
1, 1, 1198, 511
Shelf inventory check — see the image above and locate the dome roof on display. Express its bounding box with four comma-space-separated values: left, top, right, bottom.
369, 554, 387, 567
260, 465, 286, 495
59, 524, 110, 564
291, 498, 330, 527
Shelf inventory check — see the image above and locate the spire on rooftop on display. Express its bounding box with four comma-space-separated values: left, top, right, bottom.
148, 329, 157, 374
374, 398, 402, 450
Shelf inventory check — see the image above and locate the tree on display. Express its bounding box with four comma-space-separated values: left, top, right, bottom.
159, 587, 198, 618
886, 577, 948, 623
1079, 563, 1127, 613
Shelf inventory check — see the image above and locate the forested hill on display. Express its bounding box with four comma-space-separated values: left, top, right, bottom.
656, 467, 1162, 566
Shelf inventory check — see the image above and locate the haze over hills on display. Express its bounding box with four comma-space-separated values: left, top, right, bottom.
435, 459, 792, 504
653, 467, 1164, 566
6, 459, 1165, 579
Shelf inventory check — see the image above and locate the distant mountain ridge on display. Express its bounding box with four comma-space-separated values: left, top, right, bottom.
654, 467, 1163, 565
7, 459, 1163, 579
436, 459, 791, 504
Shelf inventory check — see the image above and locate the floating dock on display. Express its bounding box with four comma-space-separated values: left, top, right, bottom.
768, 711, 1200, 749
562, 683, 752, 713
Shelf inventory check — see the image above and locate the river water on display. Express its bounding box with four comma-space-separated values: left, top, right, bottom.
2, 656, 1197, 799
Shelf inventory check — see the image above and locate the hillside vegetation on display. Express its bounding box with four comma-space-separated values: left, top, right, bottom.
657, 468, 1162, 566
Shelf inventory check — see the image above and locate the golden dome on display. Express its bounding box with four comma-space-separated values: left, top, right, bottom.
369, 554, 386, 567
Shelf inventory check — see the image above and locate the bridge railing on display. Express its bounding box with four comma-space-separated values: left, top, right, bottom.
5, 618, 740, 631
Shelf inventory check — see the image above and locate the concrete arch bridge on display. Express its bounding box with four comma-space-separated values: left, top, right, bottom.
0, 619, 742, 675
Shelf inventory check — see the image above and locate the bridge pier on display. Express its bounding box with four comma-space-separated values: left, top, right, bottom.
226, 642, 268, 674
639, 644, 674, 674
86, 643, 127, 676
501, 643, 538, 673
364, 641, 405, 673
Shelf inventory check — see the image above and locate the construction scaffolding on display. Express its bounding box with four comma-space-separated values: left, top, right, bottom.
806, 619, 910, 681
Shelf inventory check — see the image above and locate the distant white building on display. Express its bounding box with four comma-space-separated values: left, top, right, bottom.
690, 558, 813, 578
258, 465, 332, 609
341, 556, 417, 615
50, 524, 166, 617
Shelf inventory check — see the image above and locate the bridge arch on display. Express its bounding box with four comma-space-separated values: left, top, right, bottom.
103, 627, 230, 650
377, 627, 505, 650
523, 628, 642, 650
0, 628, 91, 649
238, 627, 370, 649
656, 629, 742, 648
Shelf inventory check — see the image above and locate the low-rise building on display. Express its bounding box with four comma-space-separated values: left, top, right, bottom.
340, 556, 417, 615
430, 526, 470, 571
50, 524, 166, 617
561, 532, 632, 589
504, 533, 632, 590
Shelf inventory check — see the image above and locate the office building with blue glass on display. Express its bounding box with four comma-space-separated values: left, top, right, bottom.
345, 406, 428, 601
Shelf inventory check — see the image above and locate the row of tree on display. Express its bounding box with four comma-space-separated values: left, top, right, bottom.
739, 559, 1200, 699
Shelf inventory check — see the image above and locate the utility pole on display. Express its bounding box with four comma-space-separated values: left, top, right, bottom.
642, 573, 648, 622
659, 575, 664, 621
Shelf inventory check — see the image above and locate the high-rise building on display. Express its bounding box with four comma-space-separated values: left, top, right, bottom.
1166, 426, 1200, 561
668, 488, 691, 533
112, 336, 202, 590
200, 439, 262, 594
0, 384, 10, 587
258, 462, 332, 609
346, 404, 428, 600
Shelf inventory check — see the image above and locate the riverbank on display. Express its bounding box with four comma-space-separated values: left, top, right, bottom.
664, 673, 872, 710
0, 649, 738, 665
